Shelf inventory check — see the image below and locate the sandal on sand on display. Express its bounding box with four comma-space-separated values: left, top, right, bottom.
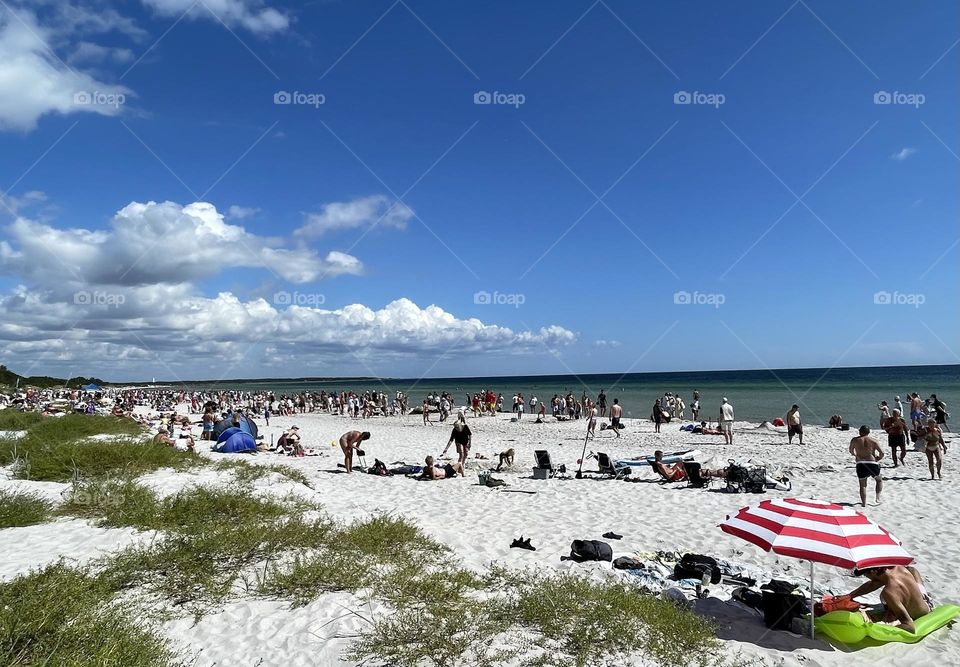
602, 532, 623, 540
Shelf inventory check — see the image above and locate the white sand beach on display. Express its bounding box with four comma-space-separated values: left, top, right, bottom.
2, 408, 958, 666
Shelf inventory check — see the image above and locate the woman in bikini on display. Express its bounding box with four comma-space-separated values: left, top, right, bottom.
922, 418, 947, 480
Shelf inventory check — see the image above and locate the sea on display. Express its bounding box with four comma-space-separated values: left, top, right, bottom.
216, 365, 959, 429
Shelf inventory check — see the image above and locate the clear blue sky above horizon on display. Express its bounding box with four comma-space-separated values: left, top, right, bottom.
0, 0, 957, 382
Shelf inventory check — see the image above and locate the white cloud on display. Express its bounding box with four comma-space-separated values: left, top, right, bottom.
0, 200, 362, 287
226, 205, 260, 220
296, 195, 414, 237
891, 147, 917, 161
0, 9, 132, 131
69, 41, 135, 65
592, 339, 621, 347
140, 0, 289, 34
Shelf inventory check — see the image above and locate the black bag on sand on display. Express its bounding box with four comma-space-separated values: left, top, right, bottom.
674, 554, 722, 584
566, 540, 613, 562
761, 580, 807, 630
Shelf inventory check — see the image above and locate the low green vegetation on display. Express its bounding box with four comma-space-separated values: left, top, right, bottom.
0, 489, 54, 528
0, 562, 182, 667
0, 410, 44, 431
214, 458, 312, 487
0, 414, 199, 482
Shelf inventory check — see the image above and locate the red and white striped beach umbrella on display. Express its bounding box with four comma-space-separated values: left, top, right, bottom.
720, 497, 914, 639
720, 497, 914, 570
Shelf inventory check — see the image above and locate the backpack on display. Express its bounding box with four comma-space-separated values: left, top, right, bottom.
567, 540, 613, 562
760, 580, 807, 630
368, 459, 390, 476
674, 553, 722, 584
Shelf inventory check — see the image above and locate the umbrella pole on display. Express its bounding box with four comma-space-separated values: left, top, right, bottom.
809, 560, 815, 640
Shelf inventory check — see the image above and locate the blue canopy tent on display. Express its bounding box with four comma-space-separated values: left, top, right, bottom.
212, 412, 258, 440
213, 430, 256, 453
81, 383, 102, 392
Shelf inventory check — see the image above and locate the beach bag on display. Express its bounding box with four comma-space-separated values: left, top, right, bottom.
761, 580, 807, 630
674, 554, 721, 584
726, 463, 748, 492
684, 461, 707, 488
568, 540, 613, 562
368, 459, 390, 476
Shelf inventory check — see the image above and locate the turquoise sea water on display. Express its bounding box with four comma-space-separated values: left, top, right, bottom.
216, 365, 959, 429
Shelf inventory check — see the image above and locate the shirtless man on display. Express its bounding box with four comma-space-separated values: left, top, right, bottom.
847, 565, 931, 634
910, 393, 923, 430
423, 455, 464, 479
339, 430, 370, 473
882, 409, 909, 467
609, 399, 622, 438
849, 425, 884, 506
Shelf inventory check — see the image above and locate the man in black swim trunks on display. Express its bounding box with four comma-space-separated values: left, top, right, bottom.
849, 425, 884, 506
609, 398, 622, 438
424, 455, 464, 479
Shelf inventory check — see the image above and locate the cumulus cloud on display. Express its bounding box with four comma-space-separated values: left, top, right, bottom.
592, 339, 621, 348
0, 200, 362, 287
0, 9, 133, 131
0, 289, 577, 377
296, 195, 414, 237
140, 0, 289, 34
891, 147, 917, 161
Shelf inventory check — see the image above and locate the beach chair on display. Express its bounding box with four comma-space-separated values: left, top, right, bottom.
596, 452, 631, 480
533, 450, 565, 479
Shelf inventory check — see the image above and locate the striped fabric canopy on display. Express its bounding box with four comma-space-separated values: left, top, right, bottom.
720, 497, 914, 570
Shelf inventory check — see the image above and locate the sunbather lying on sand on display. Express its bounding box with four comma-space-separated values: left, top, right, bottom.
423, 455, 464, 479
651, 451, 789, 490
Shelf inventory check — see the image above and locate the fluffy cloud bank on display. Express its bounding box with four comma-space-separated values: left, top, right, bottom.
0, 197, 576, 378
0, 200, 362, 287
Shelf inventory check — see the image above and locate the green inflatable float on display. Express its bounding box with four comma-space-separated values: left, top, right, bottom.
815, 604, 960, 645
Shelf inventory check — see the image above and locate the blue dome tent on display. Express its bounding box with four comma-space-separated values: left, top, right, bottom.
212, 412, 258, 440
81, 383, 102, 392
213, 430, 256, 453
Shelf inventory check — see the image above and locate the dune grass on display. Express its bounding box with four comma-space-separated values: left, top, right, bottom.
0, 562, 182, 667
348, 565, 725, 667
0, 410, 44, 431
0, 489, 55, 528
0, 414, 201, 482
214, 458, 312, 487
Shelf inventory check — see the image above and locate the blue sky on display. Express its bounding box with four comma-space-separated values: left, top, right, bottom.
0, 0, 957, 381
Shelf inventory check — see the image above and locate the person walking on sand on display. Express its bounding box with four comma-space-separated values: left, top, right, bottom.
785, 405, 803, 445
586, 404, 598, 438
598, 389, 607, 418
442, 420, 472, 467
609, 398, 623, 438
422, 399, 433, 426
720, 397, 735, 445
339, 430, 371, 474
653, 398, 663, 433
883, 408, 909, 467
849, 426, 884, 506
930, 394, 949, 432
920, 418, 947, 480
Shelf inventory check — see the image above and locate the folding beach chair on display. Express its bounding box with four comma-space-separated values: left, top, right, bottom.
596, 452, 632, 480
533, 450, 566, 479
